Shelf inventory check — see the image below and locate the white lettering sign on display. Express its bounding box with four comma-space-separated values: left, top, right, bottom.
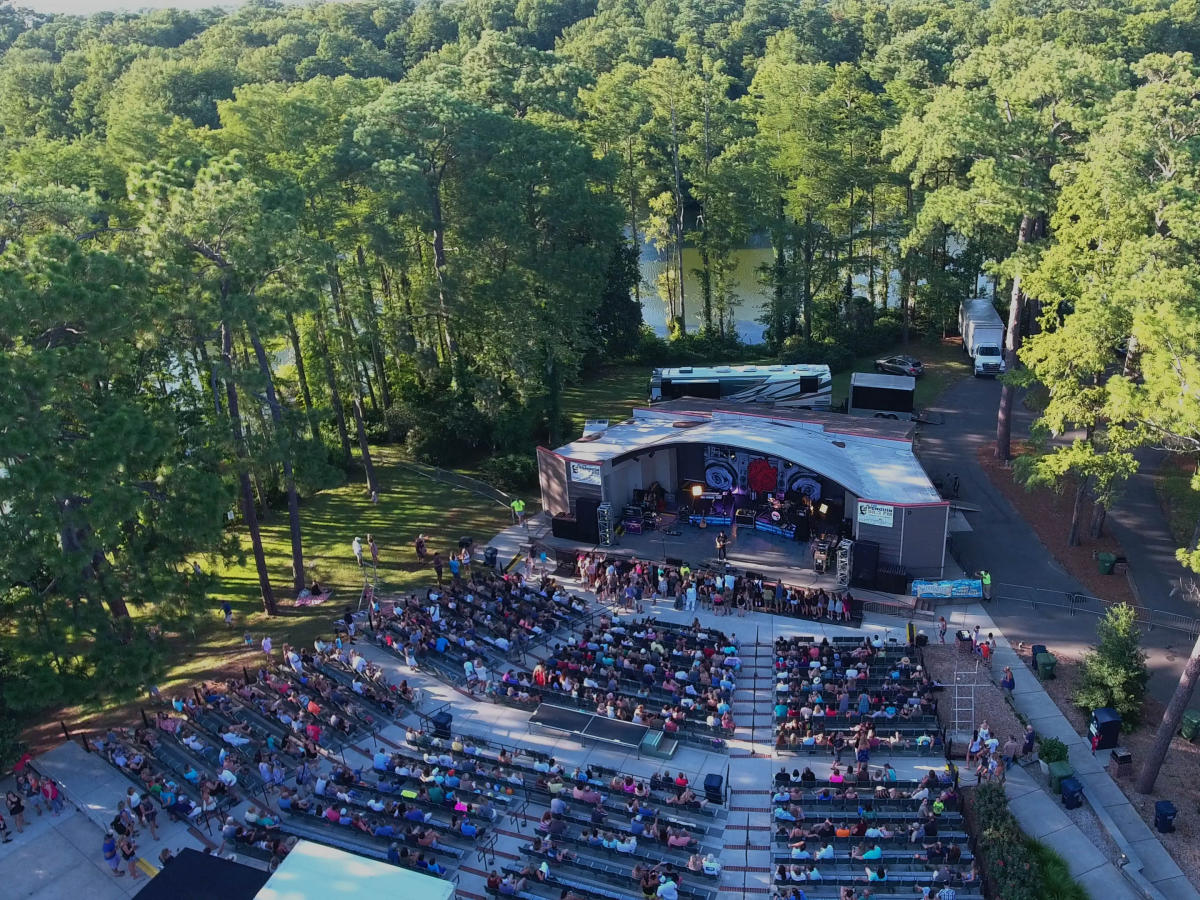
569, 462, 602, 485
857, 501, 894, 528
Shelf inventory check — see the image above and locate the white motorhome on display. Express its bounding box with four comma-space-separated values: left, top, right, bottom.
649, 363, 832, 409
958, 299, 1006, 377
847, 372, 916, 419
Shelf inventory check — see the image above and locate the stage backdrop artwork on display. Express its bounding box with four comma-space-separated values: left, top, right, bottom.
747, 458, 778, 493
702, 446, 822, 499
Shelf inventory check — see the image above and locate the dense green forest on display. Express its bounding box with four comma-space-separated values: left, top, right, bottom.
2, 0, 1199, 747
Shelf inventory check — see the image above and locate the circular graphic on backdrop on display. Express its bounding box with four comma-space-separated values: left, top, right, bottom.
788, 474, 822, 502
705, 461, 736, 491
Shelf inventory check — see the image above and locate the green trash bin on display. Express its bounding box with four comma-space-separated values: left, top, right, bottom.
1181, 709, 1200, 741
1097, 552, 1117, 574
1048, 761, 1074, 794
1037, 652, 1057, 680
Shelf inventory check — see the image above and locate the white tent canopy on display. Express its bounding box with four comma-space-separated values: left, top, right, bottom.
255, 841, 454, 900
553, 407, 940, 506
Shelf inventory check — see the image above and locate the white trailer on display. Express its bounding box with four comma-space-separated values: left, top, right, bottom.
958, 299, 1006, 377
847, 372, 916, 419
649, 363, 832, 409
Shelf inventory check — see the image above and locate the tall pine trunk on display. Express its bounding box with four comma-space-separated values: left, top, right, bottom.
286, 311, 321, 445
1068, 474, 1090, 548
356, 245, 392, 411
430, 178, 462, 383
248, 323, 306, 598
996, 213, 1036, 461
221, 317, 277, 616
669, 100, 686, 335
1137, 630, 1200, 793
316, 292, 352, 468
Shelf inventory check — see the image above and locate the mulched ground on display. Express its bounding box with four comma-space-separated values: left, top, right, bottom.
922, 643, 1025, 755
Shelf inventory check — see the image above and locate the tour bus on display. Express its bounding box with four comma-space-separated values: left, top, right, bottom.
649, 363, 833, 409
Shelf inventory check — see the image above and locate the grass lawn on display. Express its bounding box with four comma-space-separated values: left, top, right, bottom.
1155, 454, 1200, 546
830, 337, 970, 411
32, 444, 511, 749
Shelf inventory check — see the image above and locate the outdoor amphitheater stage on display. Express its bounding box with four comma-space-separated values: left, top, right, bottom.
534, 516, 850, 592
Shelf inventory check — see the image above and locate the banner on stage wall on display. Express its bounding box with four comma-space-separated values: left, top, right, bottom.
569, 461, 602, 485
911, 579, 983, 599
856, 501, 894, 528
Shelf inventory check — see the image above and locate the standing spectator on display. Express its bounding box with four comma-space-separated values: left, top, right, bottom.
6, 789, 26, 833
433, 553, 444, 586
937, 617, 947, 644
415, 534, 428, 562
351, 536, 364, 568
119, 834, 140, 879
221, 600, 233, 627
41, 778, 63, 815
368, 534, 379, 569
978, 570, 992, 602
102, 832, 122, 874
262, 635, 273, 659
17, 773, 43, 817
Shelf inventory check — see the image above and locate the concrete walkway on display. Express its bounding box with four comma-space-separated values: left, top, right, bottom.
948, 603, 1198, 900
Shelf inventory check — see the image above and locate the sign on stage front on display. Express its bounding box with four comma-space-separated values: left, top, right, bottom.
856, 501, 894, 527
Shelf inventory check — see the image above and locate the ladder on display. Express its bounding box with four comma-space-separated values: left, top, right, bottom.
952, 650, 979, 735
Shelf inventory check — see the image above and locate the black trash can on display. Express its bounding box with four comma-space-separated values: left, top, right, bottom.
1060, 776, 1084, 810
483, 546, 499, 569
431, 710, 453, 739
1031, 643, 1047, 667
1154, 800, 1177, 833
703, 773, 724, 805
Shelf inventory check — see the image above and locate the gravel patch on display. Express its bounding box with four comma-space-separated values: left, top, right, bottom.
921, 643, 1025, 753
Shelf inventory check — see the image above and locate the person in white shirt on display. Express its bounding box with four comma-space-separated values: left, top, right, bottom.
815, 843, 834, 860
656, 875, 679, 900
615, 835, 637, 853
219, 768, 238, 788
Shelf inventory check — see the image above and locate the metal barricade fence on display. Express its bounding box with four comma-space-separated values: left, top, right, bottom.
994, 581, 1200, 638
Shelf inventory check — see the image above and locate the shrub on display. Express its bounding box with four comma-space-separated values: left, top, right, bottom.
1072, 602, 1148, 727
779, 337, 855, 373
1037, 736, 1069, 763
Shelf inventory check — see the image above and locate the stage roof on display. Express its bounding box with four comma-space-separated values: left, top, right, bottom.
255, 840, 454, 900
550, 407, 941, 506
138, 849, 270, 900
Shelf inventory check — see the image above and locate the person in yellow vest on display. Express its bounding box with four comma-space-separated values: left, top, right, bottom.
511, 497, 526, 524
978, 570, 992, 602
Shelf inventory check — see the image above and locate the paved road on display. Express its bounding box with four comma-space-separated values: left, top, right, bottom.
917, 375, 1194, 704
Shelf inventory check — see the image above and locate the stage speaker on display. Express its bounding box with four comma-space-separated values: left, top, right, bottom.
575, 498, 601, 544
551, 514, 578, 540
850, 540, 879, 589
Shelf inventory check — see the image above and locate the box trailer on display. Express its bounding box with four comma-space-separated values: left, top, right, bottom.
847, 372, 916, 419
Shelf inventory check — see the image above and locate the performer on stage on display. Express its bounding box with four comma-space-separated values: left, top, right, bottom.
716, 531, 728, 561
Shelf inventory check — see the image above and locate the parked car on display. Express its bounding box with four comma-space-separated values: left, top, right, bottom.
874, 355, 925, 376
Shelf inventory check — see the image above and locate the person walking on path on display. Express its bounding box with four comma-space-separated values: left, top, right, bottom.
221, 600, 233, 627
261, 635, 273, 660
367, 535, 379, 569
352, 536, 364, 568
511, 497, 526, 525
